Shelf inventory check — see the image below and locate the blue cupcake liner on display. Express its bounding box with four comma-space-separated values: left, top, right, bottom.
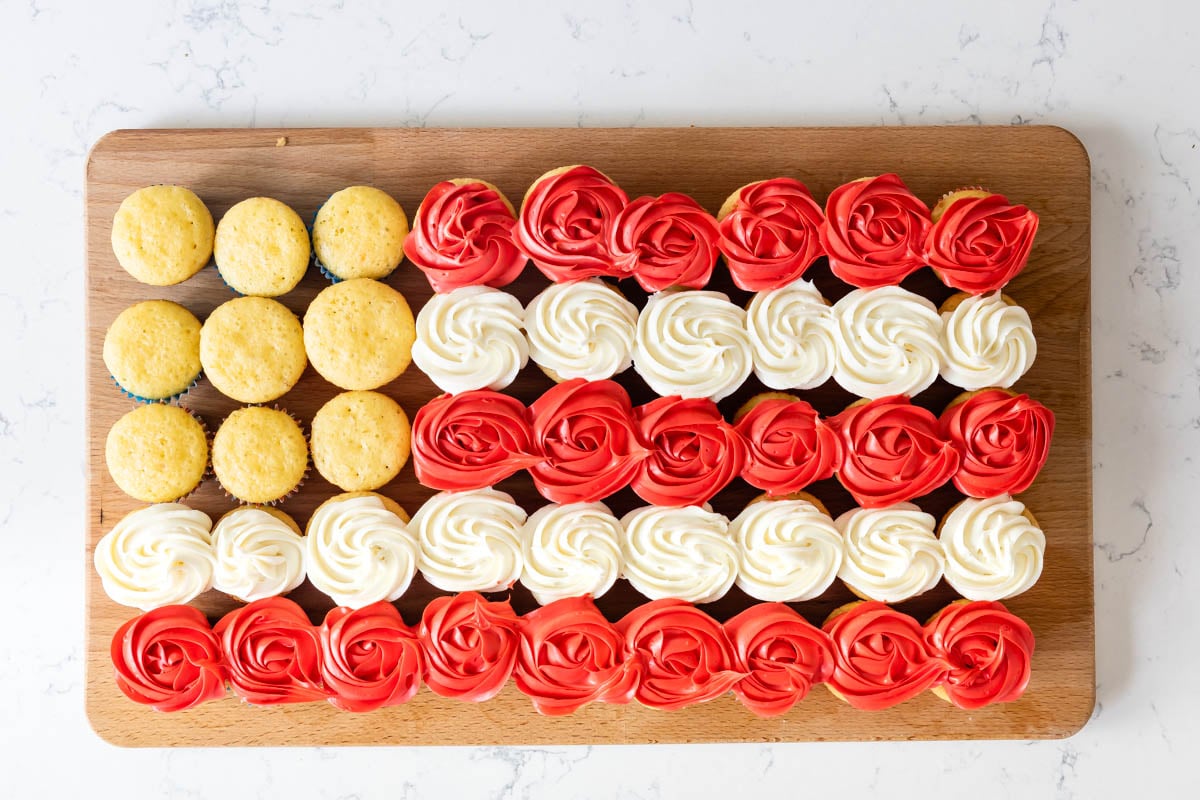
111, 372, 203, 406
308, 191, 404, 284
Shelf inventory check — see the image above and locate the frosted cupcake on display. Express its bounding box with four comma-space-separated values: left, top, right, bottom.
105, 404, 208, 503
926, 189, 1039, 294
939, 291, 1035, 390
524, 279, 638, 382
515, 165, 628, 282
745, 279, 837, 390
211, 406, 308, 504
834, 503, 943, 603
103, 300, 201, 402
620, 504, 737, 604
310, 390, 411, 492
214, 197, 310, 296
831, 286, 944, 399
94, 503, 214, 610
200, 296, 307, 403
520, 501, 624, 605
303, 278, 416, 390
306, 491, 418, 608
411, 285, 528, 394
716, 178, 826, 292
211, 506, 305, 602
939, 494, 1045, 601
110, 185, 214, 286
312, 185, 408, 281
411, 488, 526, 593
730, 493, 843, 602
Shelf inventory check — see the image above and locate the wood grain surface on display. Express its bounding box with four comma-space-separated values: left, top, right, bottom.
85, 126, 1093, 746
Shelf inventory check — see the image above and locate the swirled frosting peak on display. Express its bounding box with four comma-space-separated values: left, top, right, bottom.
730, 498, 844, 602
524, 279, 638, 381
212, 507, 306, 602
620, 504, 737, 604
831, 286, 944, 399
520, 502, 624, 605
940, 292, 1036, 390
718, 178, 826, 292
94, 504, 215, 610
834, 503, 943, 603
745, 279, 837, 390
306, 494, 419, 608
939, 494, 1045, 601
412, 285, 528, 394
412, 488, 526, 593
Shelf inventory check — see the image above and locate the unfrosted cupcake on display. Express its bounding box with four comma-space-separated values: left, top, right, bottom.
411, 285, 528, 394
831, 286, 944, 399
730, 493, 843, 602
94, 503, 214, 610
939, 494, 1045, 601
105, 404, 208, 502
211, 406, 308, 504
305, 491, 418, 608
939, 291, 1035, 390
310, 390, 411, 492
745, 279, 837, 390
211, 505, 305, 602
412, 488, 526, 593
312, 186, 408, 281
303, 278, 416, 390
834, 503, 943, 603
519, 501, 624, 605
524, 279, 637, 382
620, 504, 737, 604
103, 300, 201, 402
111, 185, 214, 286
214, 196, 310, 296
200, 296, 307, 403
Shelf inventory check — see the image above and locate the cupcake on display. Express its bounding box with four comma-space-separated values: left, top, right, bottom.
730, 492, 843, 602
633, 289, 752, 402
412, 488, 526, 593
105, 404, 208, 502
630, 395, 745, 507
200, 296, 307, 403
939, 291, 1036, 390
403, 178, 526, 292
834, 503, 943, 604
103, 300, 201, 402
211, 406, 308, 504
831, 286, 944, 399
306, 492, 418, 608
311, 185, 408, 281
820, 174, 931, 289
411, 285, 528, 394
310, 390, 411, 492
524, 279, 638, 382
514, 165, 629, 282
619, 504, 737, 604
939, 494, 1045, 601
211, 506, 305, 602
926, 189, 1039, 294
93, 503, 214, 610
924, 599, 1035, 709
214, 197, 310, 296
110, 185, 214, 286
940, 388, 1055, 497
717, 177, 825, 292
733, 392, 841, 496
609, 192, 720, 292
745, 279, 837, 391
519, 502, 624, 605
303, 278, 416, 390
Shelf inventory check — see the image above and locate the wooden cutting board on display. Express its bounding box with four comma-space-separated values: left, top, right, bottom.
85, 126, 1093, 746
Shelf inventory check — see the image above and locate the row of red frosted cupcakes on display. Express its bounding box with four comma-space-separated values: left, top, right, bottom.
112, 593, 1033, 717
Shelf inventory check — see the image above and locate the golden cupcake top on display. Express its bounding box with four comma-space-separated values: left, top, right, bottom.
214, 197, 311, 296
105, 404, 208, 503
110, 185, 214, 286
302, 278, 415, 391
103, 300, 201, 401
310, 390, 411, 492
200, 296, 307, 404
211, 406, 308, 505
312, 186, 409, 280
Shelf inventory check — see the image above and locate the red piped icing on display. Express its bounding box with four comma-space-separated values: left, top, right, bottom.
213, 597, 326, 705
735, 396, 842, 496
319, 603, 423, 713
611, 193, 720, 292
631, 395, 746, 507
829, 395, 959, 507
514, 596, 640, 716
514, 165, 629, 281
718, 178, 826, 292
411, 390, 543, 492
821, 174, 931, 288
111, 605, 226, 712
617, 598, 745, 711
528, 378, 649, 504
924, 600, 1035, 709
823, 601, 946, 711
725, 603, 835, 717
925, 193, 1039, 294
403, 180, 527, 292
940, 389, 1055, 498
419, 592, 521, 702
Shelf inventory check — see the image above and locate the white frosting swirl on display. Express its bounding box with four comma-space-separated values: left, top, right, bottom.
940, 291, 1036, 390
306, 494, 419, 608
633, 289, 752, 402
412, 488, 526, 592
94, 504, 214, 610
746, 279, 837, 390
730, 498, 843, 602
940, 494, 1045, 601
524, 279, 638, 381
211, 507, 306, 602
834, 503, 943, 603
620, 504, 737, 603
520, 502, 624, 605
831, 286, 944, 399
412, 285, 528, 394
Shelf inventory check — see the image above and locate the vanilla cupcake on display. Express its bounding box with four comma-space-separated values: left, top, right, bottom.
211, 506, 305, 602
835, 503, 943, 603
103, 300, 201, 402
110, 185, 213, 286
105, 404, 208, 503
939, 494, 1045, 601
745, 279, 837, 390
310, 390, 411, 492
939, 291, 1036, 390
211, 406, 308, 504
94, 503, 214, 610
620, 504, 737, 604
303, 278, 416, 390
524, 279, 638, 382
831, 286, 944, 399
520, 501, 624, 605
305, 491, 418, 607
730, 492, 843, 602
214, 197, 310, 296
312, 186, 408, 281
200, 296, 307, 403
411, 285, 528, 394
411, 488, 526, 593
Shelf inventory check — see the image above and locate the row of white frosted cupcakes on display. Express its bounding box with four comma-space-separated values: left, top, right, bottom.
94, 490, 1044, 611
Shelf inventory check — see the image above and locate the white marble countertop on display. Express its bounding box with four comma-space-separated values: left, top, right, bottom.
1, 0, 1194, 796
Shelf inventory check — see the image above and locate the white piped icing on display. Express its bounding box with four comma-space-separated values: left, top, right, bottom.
520, 502, 624, 605
940, 494, 1045, 601
211, 507, 306, 602
620, 504, 737, 603
835, 503, 943, 603
306, 494, 419, 608
730, 498, 843, 602
94, 504, 214, 610
412, 285, 528, 394
831, 286, 944, 399
412, 488, 526, 592
940, 291, 1036, 390
524, 279, 638, 381
746, 279, 837, 390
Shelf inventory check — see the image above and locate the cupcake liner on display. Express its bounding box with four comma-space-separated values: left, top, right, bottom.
167, 404, 212, 504
212, 262, 243, 296
110, 371, 203, 406
213, 404, 310, 507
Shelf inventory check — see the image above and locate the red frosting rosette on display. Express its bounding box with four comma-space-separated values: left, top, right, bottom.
111, 605, 227, 712
528, 378, 649, 504
821, 174, 931, 288
829, 395, 959, 507
610, 192, 720, 292
214, 597, 326, 705
319, 603, 424, 713
630, 395, 746, 507
514, 596, 640, 716
734, 395, 842, 496
419, 592, 521, 702
617, 598, 744, 711
717, 178, 826, 292
925, 191, 1039, 294
939, 389, 1055, 498
515, 165, 629, 281
822, 601, 946, 711
412, 390, 543, 492
403, 179, 527, 292
924, 600, 1035, 709
725, 603, 835, 717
